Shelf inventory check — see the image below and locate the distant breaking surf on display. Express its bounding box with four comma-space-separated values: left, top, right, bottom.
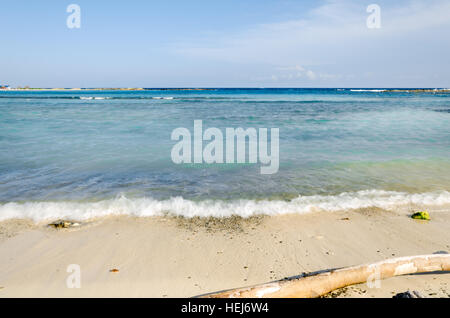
350, 89, 387, 92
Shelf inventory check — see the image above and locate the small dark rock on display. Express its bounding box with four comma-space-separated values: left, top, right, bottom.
393, 290, 424, 298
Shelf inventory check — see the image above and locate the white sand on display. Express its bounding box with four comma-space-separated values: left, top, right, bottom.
0, 207, 449, 298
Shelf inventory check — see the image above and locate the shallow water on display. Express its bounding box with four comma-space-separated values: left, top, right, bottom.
0, 89, 449, 220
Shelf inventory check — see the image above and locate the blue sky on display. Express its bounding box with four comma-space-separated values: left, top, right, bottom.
1, 0, 450, 88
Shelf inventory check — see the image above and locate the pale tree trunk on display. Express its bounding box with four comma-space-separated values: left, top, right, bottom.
198, 254, 450, 298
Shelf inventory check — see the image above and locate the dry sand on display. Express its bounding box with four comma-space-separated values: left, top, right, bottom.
0, 207, 449, 298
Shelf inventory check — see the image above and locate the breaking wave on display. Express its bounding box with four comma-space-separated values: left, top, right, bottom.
0, 190, 449, 222
350, 89, 387, 92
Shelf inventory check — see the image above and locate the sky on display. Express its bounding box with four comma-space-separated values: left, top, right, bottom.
1, 0, 450, 88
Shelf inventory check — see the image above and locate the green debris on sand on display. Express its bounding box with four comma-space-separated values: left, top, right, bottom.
411, 211, 430, 221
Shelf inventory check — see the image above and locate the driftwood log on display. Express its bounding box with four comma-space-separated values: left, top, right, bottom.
198, 254, 450, 298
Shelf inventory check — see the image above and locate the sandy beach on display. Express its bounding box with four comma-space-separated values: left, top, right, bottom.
0, 206, 449, 298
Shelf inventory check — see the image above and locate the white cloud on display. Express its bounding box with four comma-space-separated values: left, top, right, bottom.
173, 0, 450, 86
178, 0, 450, 60
275, 65, 306, 72
306, 70, 317, 80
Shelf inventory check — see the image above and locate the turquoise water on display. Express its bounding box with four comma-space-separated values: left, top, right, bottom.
0, 89, 449, 220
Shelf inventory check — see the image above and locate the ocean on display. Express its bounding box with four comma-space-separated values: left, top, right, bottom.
0, 88, 449, 221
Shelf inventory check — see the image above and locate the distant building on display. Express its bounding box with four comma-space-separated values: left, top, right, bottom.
0, 85, 10, 90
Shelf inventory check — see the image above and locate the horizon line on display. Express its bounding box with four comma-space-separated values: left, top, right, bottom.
1, 87, 450, 90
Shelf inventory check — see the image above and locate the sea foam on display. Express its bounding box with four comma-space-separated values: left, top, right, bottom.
350, 89, 387, 92
1, 190, 449, 222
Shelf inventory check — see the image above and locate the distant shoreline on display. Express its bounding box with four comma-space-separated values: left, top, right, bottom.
0, 88, 449, 93
0, 88, 214, 91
